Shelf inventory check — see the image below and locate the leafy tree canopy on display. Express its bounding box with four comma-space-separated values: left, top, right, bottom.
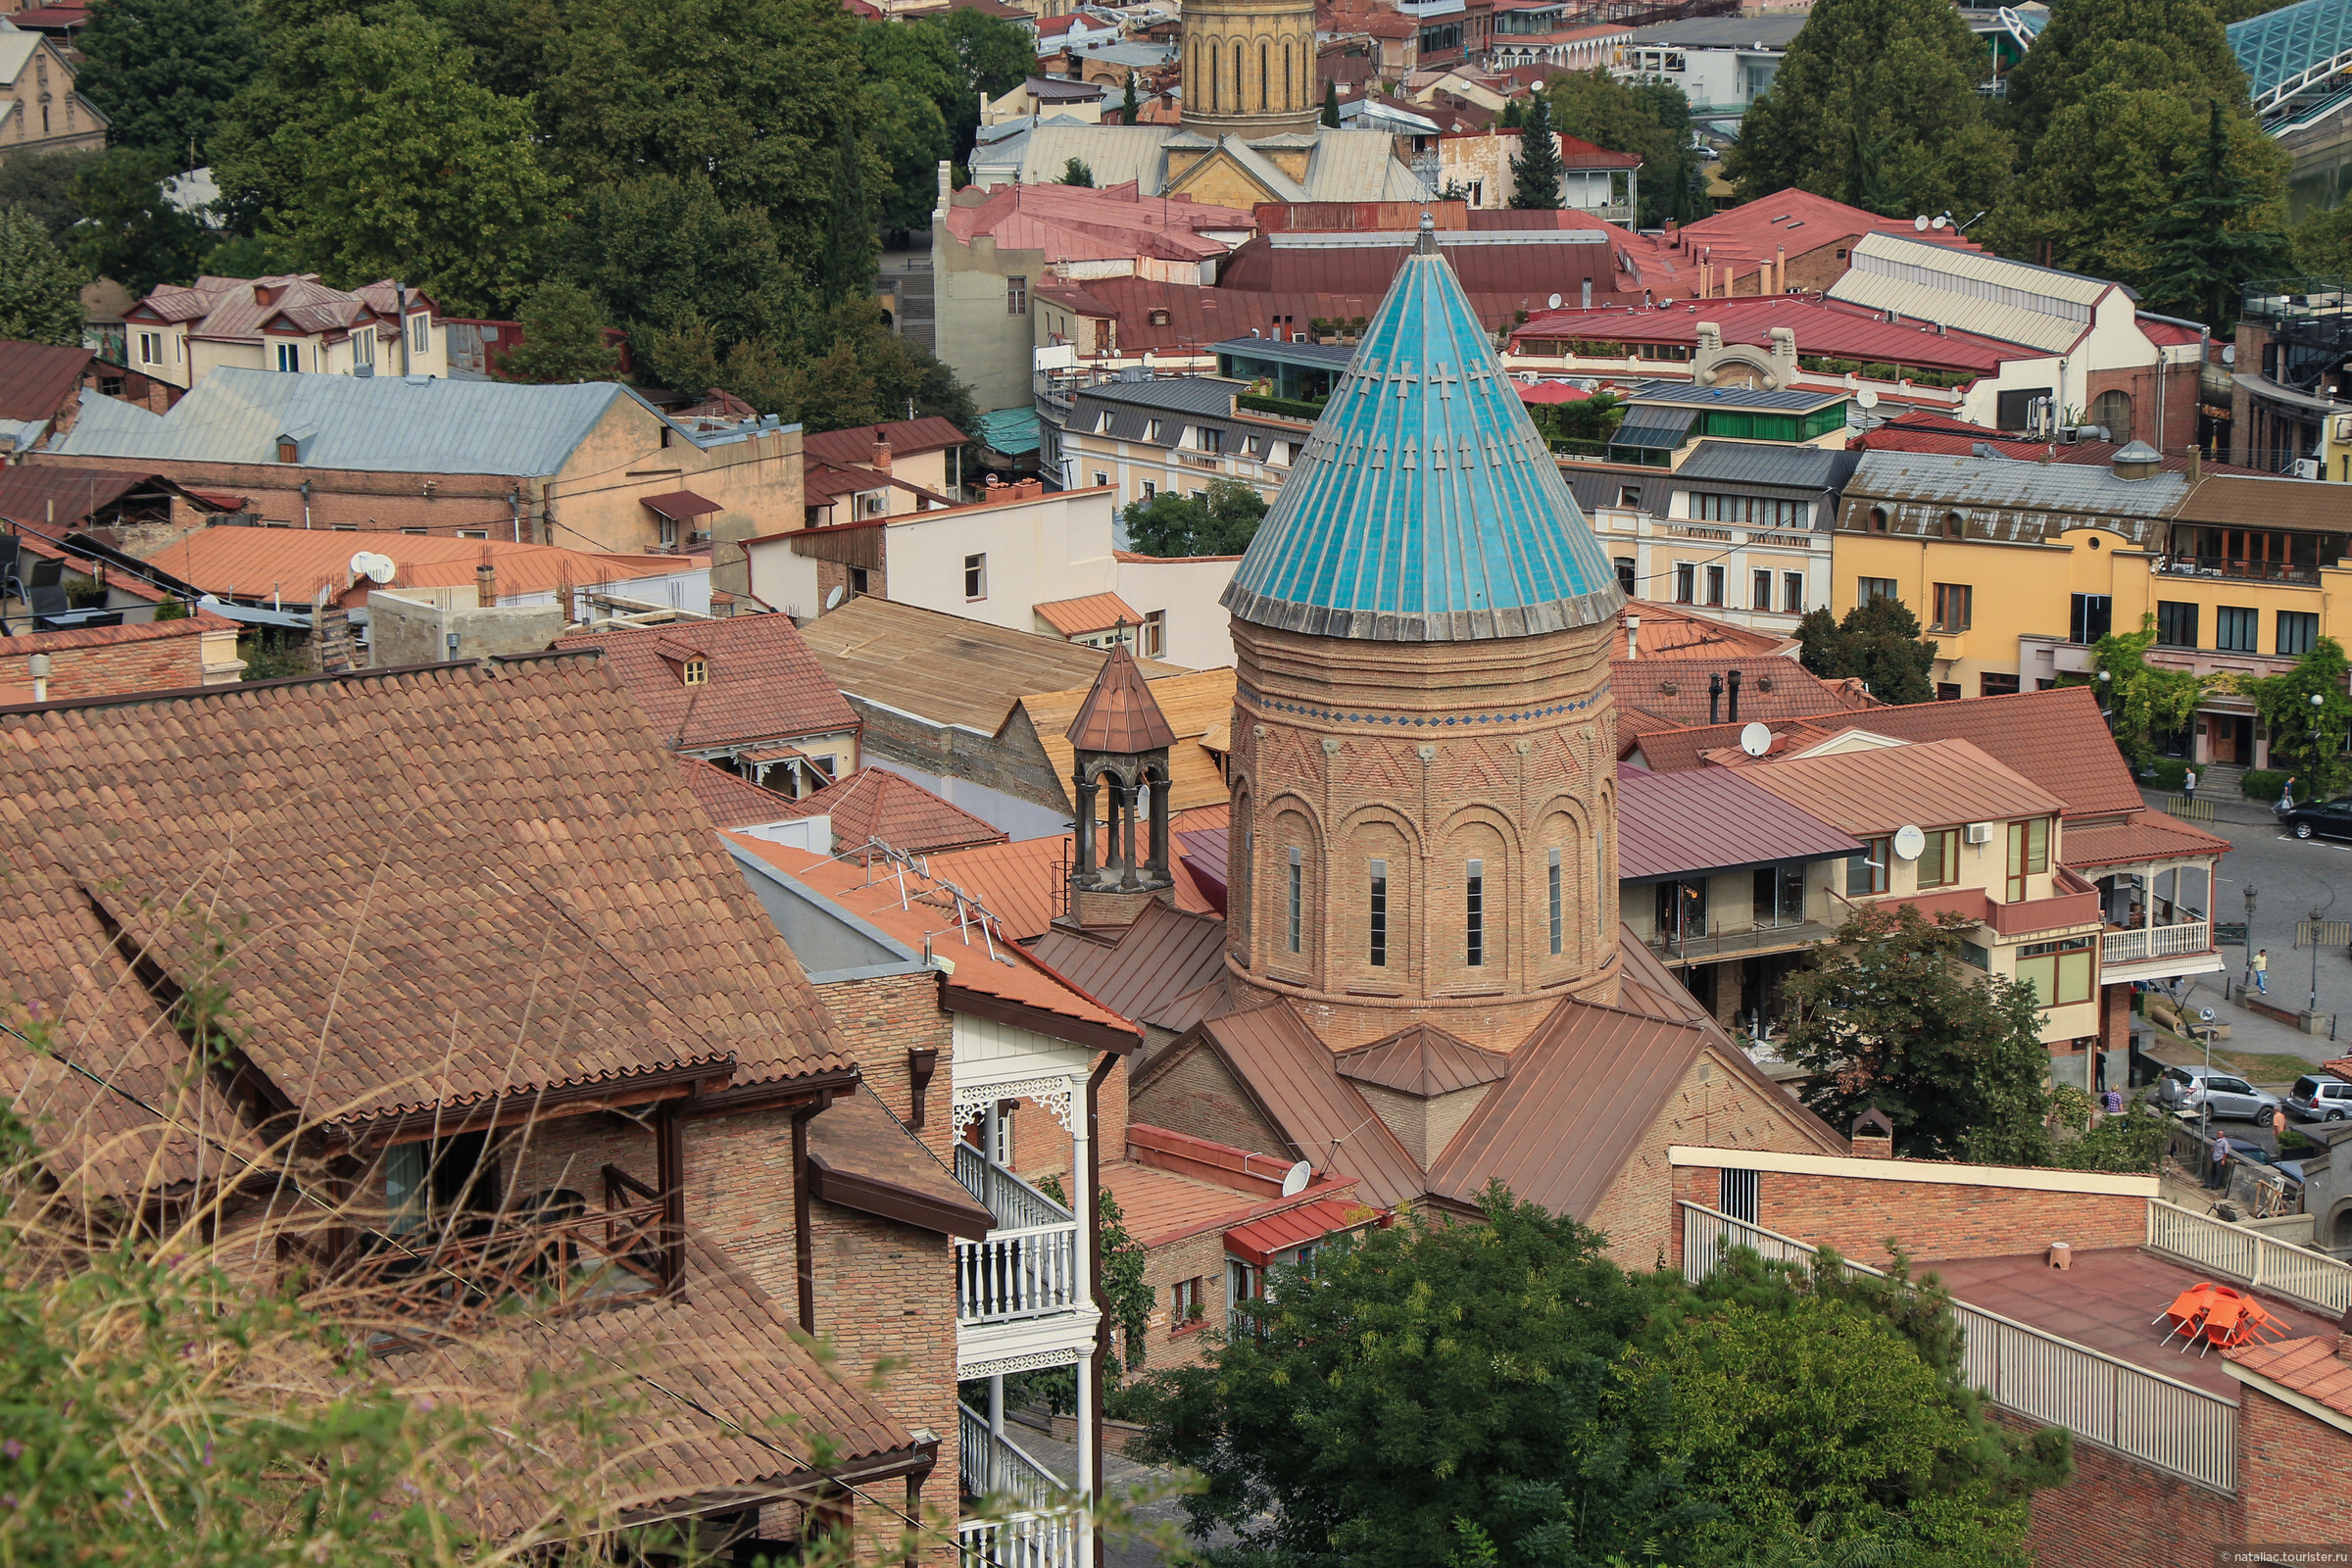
1122, 478, 1267, 557
1795, 595, 1939, 705
1722, 0, 2011, 217
0, 203, 86, 345
77, 0, 263, 162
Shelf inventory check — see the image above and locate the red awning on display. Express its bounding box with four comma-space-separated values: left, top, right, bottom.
1225, 1198, 1366, 1267
639, 489, 724, 520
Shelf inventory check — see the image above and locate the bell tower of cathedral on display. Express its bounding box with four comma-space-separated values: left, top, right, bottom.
1218, 219, 1627, 1052
1179, 0, 1318, 138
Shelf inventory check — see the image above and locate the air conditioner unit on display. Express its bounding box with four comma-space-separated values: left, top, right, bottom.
1964, 822, 1993, 845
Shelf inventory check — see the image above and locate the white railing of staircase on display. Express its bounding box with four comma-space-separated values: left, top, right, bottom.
1681, 1202, 2238, 1494
2146, 1198, 2352, 1316
956, 1142, 1076, 1232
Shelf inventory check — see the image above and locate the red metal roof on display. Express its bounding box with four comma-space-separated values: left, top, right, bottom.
1225, 1197, 1373, 1266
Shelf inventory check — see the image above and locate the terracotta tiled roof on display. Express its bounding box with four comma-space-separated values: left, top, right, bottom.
0, 338, 92, 421
2226, 1333, 2352, 1420
1066, 641, 1179, 752
1032, 900, 1230, 1032
2059, 810, 2230, 869
1616, 761, 1862, 882
676, 757, 799, 829
0, 657, 853, 1145
1335, 1022, 1506, 1096
1034, 591, 1141, 637
1611, 656, 1871, 727
560, 613, 858, 754
782, 766, 1008, 856
1739, 736, 2069, 837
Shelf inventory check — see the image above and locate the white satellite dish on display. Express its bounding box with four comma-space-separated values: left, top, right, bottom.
1739, 720, 1771, 758
1547, 292, 1562, 310
1891, 823, 1926, 861
348, 551, 396, 584
824, 584, 845, 610
1913, 214, 1931, 231
1855, 387, 1880, 410
1280, 1159, 1311, 1198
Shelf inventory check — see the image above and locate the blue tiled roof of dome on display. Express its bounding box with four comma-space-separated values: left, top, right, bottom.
1220, 220, 1624, 642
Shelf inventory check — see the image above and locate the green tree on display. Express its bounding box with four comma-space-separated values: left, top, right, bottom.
2138, 100, 2290, 331
1122, 478, 1267, 557
65, 146, 212, 294
1721, 0, 2011, 216
76, 0, 263, 161
495, 279, 617, 382
2089, 613, 2205, 768
1795, 595, 1939, 705
1508, 93, 1565, 209
1783, 906, 2056, 1163
0, 203, 85, 345
0, 149, 98, 245
2238, 636, 2352, 797
1059, 156, 1097, 187
2002, 0, 2248, 148
1321, 77, 1341, 127
814, 115, 878, 305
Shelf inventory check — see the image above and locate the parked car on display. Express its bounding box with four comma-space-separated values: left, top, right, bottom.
2156, 1063, 2281, 1121
2286, 1074, 2352, 1122
2279, 796, 2352, 841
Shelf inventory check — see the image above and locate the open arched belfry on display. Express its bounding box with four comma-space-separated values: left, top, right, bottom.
1218, 218, 1628, 1051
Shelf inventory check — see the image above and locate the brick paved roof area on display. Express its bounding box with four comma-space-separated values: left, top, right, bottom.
1738, 736, 2070, 837
558, 612, 858, 754
676, 757, 799, 830
2228, 1329, 2352, 1417
1066, 641, 1180, 753
383, 1231, 920, 1530
0, 656, 853, 1147
782, 767, 1008, 856
1032, 901, 1230, 1031
1616, 762, 1862, 882
1611, 656, 1873, 728
1929, 1249, 2343, 1400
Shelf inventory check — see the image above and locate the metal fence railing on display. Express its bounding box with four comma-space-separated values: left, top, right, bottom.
2146, 1198, 2352, 1317
1680, 1203, 2239, 1494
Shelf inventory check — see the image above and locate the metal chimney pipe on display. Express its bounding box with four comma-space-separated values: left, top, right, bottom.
1727, 667, 1741, 723
1708, 671, 1723, 726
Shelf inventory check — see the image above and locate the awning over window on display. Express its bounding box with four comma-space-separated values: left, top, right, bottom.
639, 489, 723, 520
1225, 1198, 1367, 1268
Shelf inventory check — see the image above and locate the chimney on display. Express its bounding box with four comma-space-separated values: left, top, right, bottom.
475, 548, 497, 608
1850, 1106, 1894, 1158
1707, 671, 1723, 725
1625, 612, 1640, 661
871, 433, 894, 473
1727, 666, 1741, 723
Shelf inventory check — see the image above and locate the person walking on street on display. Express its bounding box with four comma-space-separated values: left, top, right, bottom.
2211, 1129, 2231, 1190
2183, 766, 2198, 804
2254, 949, 2270, 995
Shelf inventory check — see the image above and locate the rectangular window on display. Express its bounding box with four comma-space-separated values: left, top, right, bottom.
2216, 605, 2258, 654
2005, 816, 2049, 901
1718, 1166, 1758, 1225
1615, 557, 1636, 595
1547, 848, 1562, 956
1369, 858, 1389, 967
2279, 611, 2319, 657
2156, 600, 2199, 648
1465, 858, 1485, 967
2070, 593, 2113, 646
275, 342, 301, 372
1916, 828, 1960, 889
1287, 847, 1302, 955
1705, 564, 1725, 606
1847, 837, 1888, 897
963, 553, 987, 600
1857, 576, 1897, 605
1752, 568, 1773, 612
1142, 609, 1165, 658
1007, 275, 1028, 316
1675, 562, 1695, 604
1931, 582, 1973, 633
1783, 571, 1804, 614
2015, 937, 2096, 1008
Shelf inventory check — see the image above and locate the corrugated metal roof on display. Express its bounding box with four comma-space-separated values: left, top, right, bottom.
1221, 228, 1624, 640
53, 369, 634, 476
1671, 440, 1857, 493
1616, 763, 1861, 880
1830, 232, 2113, 355
1740, 736, 2068, 836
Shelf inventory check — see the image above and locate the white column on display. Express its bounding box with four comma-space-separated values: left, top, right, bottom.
1069, 1070, 1095, 1568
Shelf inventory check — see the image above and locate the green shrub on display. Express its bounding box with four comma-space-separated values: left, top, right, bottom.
2242, 767, 2291, 801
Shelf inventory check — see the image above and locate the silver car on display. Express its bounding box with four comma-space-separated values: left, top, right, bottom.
2156, 1064, 2281, 1121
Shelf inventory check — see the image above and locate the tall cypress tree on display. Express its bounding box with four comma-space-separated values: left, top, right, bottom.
815, 117, 876, 305
1320, 78, 1341, 127
1508, 94, 1565, 209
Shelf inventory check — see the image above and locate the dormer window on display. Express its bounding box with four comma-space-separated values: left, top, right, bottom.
682, 659, 709, 685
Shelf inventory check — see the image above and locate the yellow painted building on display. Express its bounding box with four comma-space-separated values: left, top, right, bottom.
1832, 448, 2352, 765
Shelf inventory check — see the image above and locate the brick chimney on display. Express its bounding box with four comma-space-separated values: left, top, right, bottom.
475, 548, 497, 608
870, 434, 894, 474
1850, 1106, 1894, 1158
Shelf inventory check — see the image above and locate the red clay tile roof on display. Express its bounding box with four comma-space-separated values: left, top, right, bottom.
560, 612, 858, 754
2227, 1333, 2352, 1418
1617, 762, 1862, 881
1335, 1022, 1507, 1096
1067, 641, 1180, 753
0, 339, 93, 422
0, 657, 854, 1146
1032, 900, 1230, 1032
1034, 591, 1141, 637
783, 766, 1008, 856
676, 757, 799, 829
1611, 656, 1871, 727
2059, 810, 2230, 868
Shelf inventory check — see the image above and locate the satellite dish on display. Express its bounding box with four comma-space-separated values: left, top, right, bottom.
1281, 1159, 1311, 1198
1739, 721, 1772, 758
1855, 387, 1880, 409
1891, 824, 1926, 861
1547, 292, 1562, 310
824, 584, 845, 610
1913, 214, 1930, 231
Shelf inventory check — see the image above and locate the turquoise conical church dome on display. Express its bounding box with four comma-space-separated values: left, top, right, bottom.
1220, 219, 1625, 642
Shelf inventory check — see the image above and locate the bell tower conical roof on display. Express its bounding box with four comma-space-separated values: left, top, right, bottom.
1220, 220, 1625, 642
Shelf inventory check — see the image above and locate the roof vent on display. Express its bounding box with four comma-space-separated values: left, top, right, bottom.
2111, 440, 2162, 480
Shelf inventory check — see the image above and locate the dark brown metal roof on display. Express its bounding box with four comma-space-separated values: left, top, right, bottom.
1066, 640, 1178, 753
1335, 1022, 1506, 1096
1616, 762, 1861, 883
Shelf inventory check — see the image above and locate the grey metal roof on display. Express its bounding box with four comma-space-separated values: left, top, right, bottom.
53, 368, 643, 476
1844, 450, 2187, 517
1620, 15, 1809, 46
1626, 378, 1846, 413
1672, 440, 1860, 493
